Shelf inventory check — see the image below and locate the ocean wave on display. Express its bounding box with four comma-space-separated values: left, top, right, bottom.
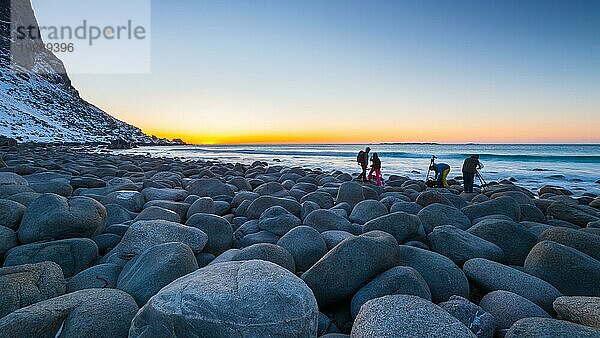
183, 148, 600, 163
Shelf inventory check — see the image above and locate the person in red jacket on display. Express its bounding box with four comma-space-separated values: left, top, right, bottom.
368, 152, 382, 186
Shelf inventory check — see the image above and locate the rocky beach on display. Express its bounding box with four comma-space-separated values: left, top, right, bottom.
0, 144, 598, 337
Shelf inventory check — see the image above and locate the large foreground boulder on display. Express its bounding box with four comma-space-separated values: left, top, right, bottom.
505, 318, 600, 338
351, 295, 476, 337
4, 238, 99, 277
129, 260, 318, 337
302, 231, 399, 308
398, 245, 469, 303
117, 242, 199, 306
0, 262, 66, 318
463, 258, 562, 313
18, 194, 107, 243
553, 296, 600, 328
524, 241, 600, 296
0, 289, 138, 338
350, 266, 431, 319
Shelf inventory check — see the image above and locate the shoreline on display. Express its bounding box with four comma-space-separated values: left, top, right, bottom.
0, 144, 599, 336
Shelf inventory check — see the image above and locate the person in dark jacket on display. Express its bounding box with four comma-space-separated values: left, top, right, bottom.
357, 147, 371, 182
368, 152, 382, 186
462, 154, 484, 193
429, 162, 451, 187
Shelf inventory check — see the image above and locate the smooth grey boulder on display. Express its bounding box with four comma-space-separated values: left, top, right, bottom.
479, 290, 551, 330
553, 296, 600, 328
520, 204, 547, 223
398, 245, 469, 303
70, 176, 106, 189
301, 191, 335, 209
186, 196, 215, 218
103, 220, 207, 264
351, 295, 476, 338
129, 260, 319, 337
0, 199, 25, 230
92, 233, 122, 255
67, 263, 122, 292
105, 203, 136, 225
144, 200, 190, 221
4, 238, 99, 277
350, 266, 431, 319
390, 201, 422, 215
134, 205, 181, 223
321, 230, 354, 250
0, 225, 17, 258
418, 203, 471, 233
0, 289, 138, 338
415, 190, 453, 207
363, 211, 426, 244
546, 201, 599, 227
186, 213, 233, 255
524, 241, 600, 297
439, 295, 495, 338
505, 318, 600, 338
0, 262, 66, 318
186, 178, 235, 198
461, 196, 521, 222
117, 242, 199, 306
463, 258, 562, 313
467, 219, 537, 265
277, 226, 328, 272
349, 200, 388, 224
232, 243, 296, 272
428, 225, 504, 266
305, 209, 352, 233
258, 205, 301, 236
102, 190, 145, 212
238, 230, 280, 247
142, 187, 187, 202
301, 200, 320, 221
336, 182, 365, 209
29, 181, 73, 196
246, 195, 301, 219
302, 231, 399, 308
0, 173, 28, 186
538, 227, 600, 261
18, 194, 107, 243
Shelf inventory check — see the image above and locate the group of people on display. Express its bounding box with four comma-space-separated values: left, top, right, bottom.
356, 147, 484, 192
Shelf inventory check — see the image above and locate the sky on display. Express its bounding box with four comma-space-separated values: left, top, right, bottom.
36, 0, 600, 144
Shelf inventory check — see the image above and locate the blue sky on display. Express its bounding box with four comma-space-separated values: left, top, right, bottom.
52, 0, 600, 143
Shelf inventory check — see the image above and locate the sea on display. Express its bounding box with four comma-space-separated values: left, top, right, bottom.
115, 144, 600, 196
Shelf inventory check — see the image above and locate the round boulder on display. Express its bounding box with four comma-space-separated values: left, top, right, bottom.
524, 241, 600, 297
553, 296, 600, 328
467, 219, 537, 265
232, 243, 296, 272
350, 266, 431, 319
186, 213, 233, 255
258, 205, 301, 236
129, 260, 318, 337
351, 295, 476, 337
363, 212, 426, 244
277, 226, 328, 272
505, 318, 600, 338
428, 225, 504, 266
479, 290, 551, 330
349, 200, 388, 224
18, 194, 107, 243
418, 203, 471, 233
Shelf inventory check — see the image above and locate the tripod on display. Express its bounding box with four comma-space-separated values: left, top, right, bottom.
426, 155, 437, 180
476, 171, 488, 192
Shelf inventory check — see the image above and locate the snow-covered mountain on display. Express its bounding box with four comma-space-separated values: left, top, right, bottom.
0, 0, 181, 145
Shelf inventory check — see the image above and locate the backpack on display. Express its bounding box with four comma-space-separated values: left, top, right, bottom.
357, 151, 365, 164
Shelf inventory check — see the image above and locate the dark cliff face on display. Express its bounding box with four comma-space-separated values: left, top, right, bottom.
0, 0, 183, 145
1, 0, 72, 89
